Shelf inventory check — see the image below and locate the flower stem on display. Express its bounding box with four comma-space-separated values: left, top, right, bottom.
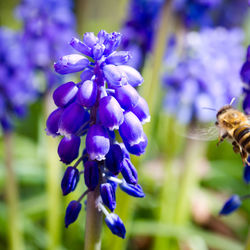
84, 187, 103, 250
245, 227, 250, 250
4, 132, 24, 250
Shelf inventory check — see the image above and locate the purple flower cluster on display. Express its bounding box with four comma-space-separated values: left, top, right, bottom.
16, 0, 76, 89
162, 28, 244, 124
46, 30, 150, 238
120, 0, 164, 70
0, 27, 38, 131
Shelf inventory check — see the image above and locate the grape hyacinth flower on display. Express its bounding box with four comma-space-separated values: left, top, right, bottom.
46, 30, 150, 238
0, 27, 38, 131
16, 0, 76, 90
162, 28, 244, 124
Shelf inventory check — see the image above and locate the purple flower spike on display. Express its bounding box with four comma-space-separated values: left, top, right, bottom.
61, 167, 79, 195
53, 81, 78, 107
86, 125, 110, 161
58, 103, 90, 137
105, 144, 124, 175
65, 200, 82, 228
100, 183, 116, 211
58, 135, 81, 164
219, 195, 242, 216
84, 160, 99, 190
99, 96, 124, 130
243, 94, 250, 115
117, 65, 143, 87
124, 132, 148, 156
70, 37, 92, 56
46, 108, 64, 137
243, 164, 250, 184
105, 51, 131, 65
119, 181, 145, 198
77, 80, 97, 107
114, 84, 139, 110
103, 64, 122, 87
121, 158, 138, 184
240, 61, 250, 84
119, 111, 144, 147
54, 54, 89, 74
105, 213, 126, 239
130, 96, 150, 124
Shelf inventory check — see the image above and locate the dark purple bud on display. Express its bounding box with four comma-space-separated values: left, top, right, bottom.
114, 84, 139, 110
61, 167, 79, 195
99, 96, 124, 130
86, 125, 110, 161
219, 195, 242, 215
58, 135, 81, 164
119, 112, 144, 147
105, 51, 131, 65
93, 43, 105, 60
77, 80, 97, 107
121, 158, 138, 184
130, 96, 150, 124
124, 132, 148, 156
53, 82, 78, 107
103, 64, 122, 87
244, 163, 250, 184
83, 32, 98, 48
105, 213, 126, 239
54, 54, 89, 75
46, 108, 64, 137
119, 181, 145, 198
240, 61, 250, 84
70, 37, 92, 56
58, 103, 90, 137
105, 144, 124, 175
119, 143, 130, 159
117, 65, 143, 87
84, 160, 99, 190
243, 94, 250, 114
80, 69, 94, 82
82, 148, 89, 165
65, 200, 82, 228
100, 183, 116, 211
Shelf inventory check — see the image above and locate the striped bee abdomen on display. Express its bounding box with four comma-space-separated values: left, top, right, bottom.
233, 125, 250, 153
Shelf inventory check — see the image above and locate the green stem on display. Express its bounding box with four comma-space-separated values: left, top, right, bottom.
44, 94, 62, 250
84, 188, 103, 250
4, 132, 24, 250
245, 227, 250, 250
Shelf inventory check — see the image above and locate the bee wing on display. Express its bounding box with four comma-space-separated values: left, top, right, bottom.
185, 125, 219, 141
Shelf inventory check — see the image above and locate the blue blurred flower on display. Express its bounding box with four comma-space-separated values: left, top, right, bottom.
162, 28, 244, 124
16, 0, 76, 90
0, 27, 38, 131
219, 195, 242, 216
46, 30, 149, 237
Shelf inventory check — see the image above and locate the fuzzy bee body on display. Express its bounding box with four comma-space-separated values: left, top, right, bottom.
216, 105, 250, 165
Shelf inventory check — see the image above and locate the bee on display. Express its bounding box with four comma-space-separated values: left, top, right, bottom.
186, 99, 250, 165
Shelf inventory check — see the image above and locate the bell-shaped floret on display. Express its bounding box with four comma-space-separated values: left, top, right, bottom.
46, 108, 63, 137
103, 64, 123, 87
58, 135, 81, 164
70, 37, 92, 56
80, 69, 94, 82
105, 213, 126, 239
65, 200, 82, 228
124, 132, 148, 156
105, 144, 124, 175
105, 51, 131, 65
54, 54, 89, 74
219, 195, 242, 216
93, 43, 105, 60
130, 96, 150, 124
61, 167, 79, 195
117, 65, 143, 87
99, 96, 124, 130
58, 103, 90, 138
103, 32, 122, 56
120, 158, 138, 184
114, 84, 139, 110
100, 183, 116, 211
77, 80, 97, 107
119, 180, 145, 198
86, 124, 110, 161
83, 32, 98, 48
119, 111, 144, 147
241, 61, 250, 84
53, 81, 78, 107
84, 160, 99, 190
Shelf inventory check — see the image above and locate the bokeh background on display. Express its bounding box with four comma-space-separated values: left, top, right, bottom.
0, 0, 250, 250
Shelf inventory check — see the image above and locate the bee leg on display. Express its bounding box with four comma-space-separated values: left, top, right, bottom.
232, 141, 240, 154
217, 132, 228, 146
240, 149, 248, 166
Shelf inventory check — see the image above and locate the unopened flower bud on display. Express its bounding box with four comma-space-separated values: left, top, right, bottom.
61, 167, 79, 195
105, 51, 131, 65
219, 195, 242, 215
117, 65, 143, 87
100, 183, 116, 211
77, 80, 97, 107
124, 132, 147, 156
105, 213, 126, 239
130, 96, 150, 124
84, 161, 99, 190
244, 163, 250, 184
46, 108, 63, 137
65, 200, 82, 228
119, 181, 145, 198
69, 37, 92, 56
121, 158, 138, 184
103, 64, 122, 87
